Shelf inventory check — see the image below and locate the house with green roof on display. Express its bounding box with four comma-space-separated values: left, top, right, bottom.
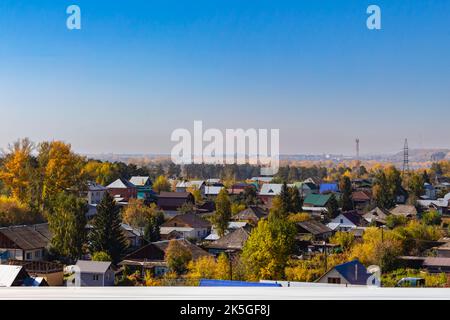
303, 193, 332, 208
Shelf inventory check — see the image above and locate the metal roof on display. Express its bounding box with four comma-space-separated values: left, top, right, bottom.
75, 260, 112, 274
0, 265, 23, 287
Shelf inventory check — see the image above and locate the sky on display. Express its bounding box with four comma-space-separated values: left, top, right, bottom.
0, 0, 449, 155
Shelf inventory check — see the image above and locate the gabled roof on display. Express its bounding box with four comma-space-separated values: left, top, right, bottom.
333, 260, 370, 285
351, 190, 372, 202
297, 220, 332, 236
207, 228, 250, 250
176, 180, 205, 189
75, 260, 112, 274
259, 184, 283, 196
390, 205, 418, 217
0, 223, 51, 250
0, 265, 24, 287
341, 210, 364, 226
106, 178, 135, 189
319, 183, 339, 194
303, 193, 332, 207
363, 207, 389, 224
87, 181, 107, 191
123, 239, 211, 264
159, 192, 191, 198
318, 260, 370, 285
204, 186, 224, 196
161, 213, 211, 229
129, 176, 151, 187
232, 206, 268, 222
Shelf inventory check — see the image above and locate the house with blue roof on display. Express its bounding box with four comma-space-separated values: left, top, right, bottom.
319, 183, 339, 194
316, 260, 373, 286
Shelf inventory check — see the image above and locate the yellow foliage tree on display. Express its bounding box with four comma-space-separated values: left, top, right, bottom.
38, 141, 86, 204
0, 138, 35, 203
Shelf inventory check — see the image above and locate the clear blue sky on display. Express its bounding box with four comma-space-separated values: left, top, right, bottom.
0, 0, 449, 155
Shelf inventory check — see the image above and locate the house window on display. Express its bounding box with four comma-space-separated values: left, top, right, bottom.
93, 274, 99, 281
26, 252, 32, 260
35, 251, 41, 258
328, 277, 341, 284
340, 219, 344, 224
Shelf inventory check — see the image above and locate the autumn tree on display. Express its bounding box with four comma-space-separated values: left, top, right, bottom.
0, 138, 35, 203
241, 213, 296, 281
330, 231, 355, 252
123, 199, 163, 229
187, 254, 230, 282
165, 240, 192, 275
0, 196, 43, 227
212, 189, 231, 237
37, 141, 86, 209
92, 251, 112, 262
83, 160, 118, 186
152, 175, 171, 194
89, 192, 128, 263
47, 192, 87, 262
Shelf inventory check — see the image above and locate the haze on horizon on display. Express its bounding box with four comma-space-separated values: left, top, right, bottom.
0, 1, 449, 156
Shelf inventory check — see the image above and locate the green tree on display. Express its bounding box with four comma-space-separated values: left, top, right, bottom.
89, 192, 128, 263
326, 194, 340, 219
408, 172, 425, 202
339, 176, 354, 211
278, 182, 291, 215
47, 192, 87, 262
241, 213, 296, 281
165, 240, 192, 274
289, 187, 303, 213
213, 189, 232, 237
144, 210, 165, 242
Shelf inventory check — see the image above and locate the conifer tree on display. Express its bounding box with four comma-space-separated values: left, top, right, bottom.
89, 192, 128, 263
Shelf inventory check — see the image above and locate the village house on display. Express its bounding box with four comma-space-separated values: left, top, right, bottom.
302, 193, 332, 215
258, 183, 294, 208
327, 211, 365, 231
351, 190, 372, 209
363, 207, 390, 226
316, 260, 372, 286
74, 260, 115, 287
0, 223, 51, 262
434, 242, 450, 258
227, 183, 256, 196
175, 180, 205, 194
422, 183, 437, 200
106, 178, 137, 202
119, 239, 211, 276
157, 192, 195, 216
206, 227, 251, 255
319, 183, 339, 194
296, 219, 332, 241
294, 181, 319, 198
231, 206, 268, 225
86, 181, 107, 205
204, 221, 249, 241
129, 176, 154, 201
390, 205, 418, 219
204, 185, 225, 198
160, 213, 211, 240
7, 260, 64, 286
0, 265, 47, 287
